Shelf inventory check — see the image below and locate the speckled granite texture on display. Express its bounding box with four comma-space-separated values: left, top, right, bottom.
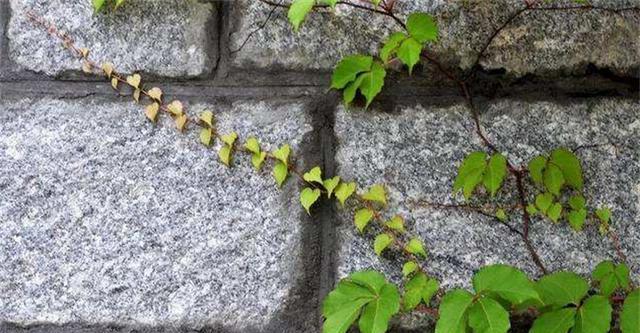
8, 0, 215, 77
0, 98, 316, 331
230, 0, 639, 76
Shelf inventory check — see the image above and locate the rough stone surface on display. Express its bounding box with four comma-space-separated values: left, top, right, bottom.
8, 0, 215, 77
334, 98, 640, 325
0, 97, 316, 331
230, 0, 639, 76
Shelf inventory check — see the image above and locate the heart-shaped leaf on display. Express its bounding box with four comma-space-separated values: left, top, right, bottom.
199, 110, 214, 127
200, 128, 213, 146
221, 132, 238, 147
535, 193, 553, 213
300, 187, 321, 215
167, 100, 184, 116
354, 208, 374, 233
148, 87, 162, 101
568, 209, 587, 231
175, 114, 188, 132
405, 238, 427, 258
244, 137, 261, 154
252, 151, 267, 171
323, 176, 341, 198
303, 166, 323, 184
362, 184, 387, 205
374, 233, 393, 256
273, 161, 288, 187
144, 103, 159, 123
335, 182, 357, 206
273, 144, 291, 166
384, 215, 405, 232
126, 74, 141, 88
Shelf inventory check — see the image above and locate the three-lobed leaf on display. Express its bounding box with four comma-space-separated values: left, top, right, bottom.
467, 297, 510, 333
331, 55, 373, 90
535, 271, 588, 307
403, 272, 440, 311
406, 13, 438, 43
472, 264, 539, 305
621, 289, 640, 333
288, 0, 315, 31
592, 260, 630, 296
435, 289, 474, 333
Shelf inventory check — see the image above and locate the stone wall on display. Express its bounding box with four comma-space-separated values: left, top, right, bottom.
0, 0, 638, 332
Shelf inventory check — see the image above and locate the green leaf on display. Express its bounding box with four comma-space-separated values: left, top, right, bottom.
535, 193, 553, 214
621, 289, 640, 333
543, 163, 565, 196
273, 144, 291, 166
199, 110, 214, 127
335, 182, 357, 206
200, 128, 213, 146
595, 207, 611, 223
380, 32, 407, 64
358, 283, 400, 333
406, 13, 438, 43
495, 209, 507, 222
402, 261, 418, 277
359, 62, 386, 108
303, 166, 323, 184
300, 187, 321, 215
92, 0, 106, 12
405, 238, 427, 258
342, 73, 366, 106
528, 155, 547, 187
221, 132, 238, 147
550, 148, 583, 191
384, 215, 405, 232
362, 184, 387, 205
115, 0, 126, 8
354, 208, 374, 233
374, 233, 393, 256
526, 204, 539, 215
403, 272, 426, 311
397, 37, 422, 75
467, 297, 510, 333
535, 271, 589, 307
369, 0, 382, 6
273, 161, 289, 187
324, 176, 341, 198
483, 153, 507, 197
453, 151, 487, 200
322, 281, 375, 333
244, 137, 261, 154
568, 209, 587, 231
350, 270, 386, 292
472, 264, 539, 305
251, 151, 267, 170
592, 261, 630, 296
218, 145, 232, 166
568, 195, 586, 211
331, 55, 373, 90
573, 295, 612, 333
529, 308, 576, 333
435, 289, 474, 333
547, 203, 563, 223
288, 0, 315, 31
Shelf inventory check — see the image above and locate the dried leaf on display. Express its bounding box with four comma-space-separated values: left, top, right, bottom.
148, 87, 162, 102
144, 103, 159, 123
80, 48, 90, 58
102, 62, 114, 78
126, 74, 141, 89
111, 77, 118, 90
133, 89, 141, 103
175, 114, 188, 132
81, 61, 92, 74
167, 100, 184, 116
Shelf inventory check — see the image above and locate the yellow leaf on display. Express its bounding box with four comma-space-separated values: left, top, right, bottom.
221, 132, 238, 146
218, 145, 232, 166
80, 48, 89, 58
111, 77, 118, 89
144, 103, 159, 123
148, 87, 162, 102
102, 63, 114, 78
126, 74, 141, 89
199, 110, 214, 127
133, 89, 141, 103
167, 100, 184, 116
200, 128, 213, 146
81, 62, 92, 74
175, 114, 188, 132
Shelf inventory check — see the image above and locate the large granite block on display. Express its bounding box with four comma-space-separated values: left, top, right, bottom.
0, 97, 317, 332
229, 0, 639, 76
334, 98, 640, 290
8, 0, 216, 77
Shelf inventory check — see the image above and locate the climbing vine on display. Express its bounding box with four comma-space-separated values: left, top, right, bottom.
30, 0, 639, 332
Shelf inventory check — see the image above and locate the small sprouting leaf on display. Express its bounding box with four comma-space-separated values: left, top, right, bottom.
435, 289, 474, 333
273, 144, 291, 166
102, 62, 114, 78
535, 271, 589, 307
384, 215, 405, 232
359, 62, 386, 108
331, 55, 373, 90
273, 161, 288, 188
467, 297, 511, 333
200, 128, 213, 146
287, 0, 315, 32
496, 209, 507, 222
543, 163, 565, 196
167, 100, 184, 116
528, 155, 547, 187
568, 209, 587, 231
483, 153, 507, 197
595, 207, 611, 223
126, 74, 141, 89
144, 103, 159, 123
199, 110, 214, 127
402, 261, 418, 277
303, 166, 323, 184
453, 151, 487, 200
300, 187, 321, 215
397, 37, 422, 75
244, 137, 261, 154
621, 289, 640, 333
323, 176, 341, 198
472, 264, 540, 305
405, 238, 427, 258
550, 148, 583, 191
362, 184, 386, 205
175, 114, 188, 132
221, 132, 238, 147
406, 13, 438, 43
252, 151, 267, 171
529, 308, 576, 333
592, 261, 630, 296
335, 182, 357, 206
535, 193, 553, 214
148, 87, 162, 101
111, 77, 118, 90
380, 32, 407, 64
403, 272, 439, 311
133, 89, 141, 103
568, 195, 586, 211
573, 295, 612, 333
547, 203, 563, 223
374, 233, 393, 256
218, 145, 232, 166
354, 208, 374, 233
